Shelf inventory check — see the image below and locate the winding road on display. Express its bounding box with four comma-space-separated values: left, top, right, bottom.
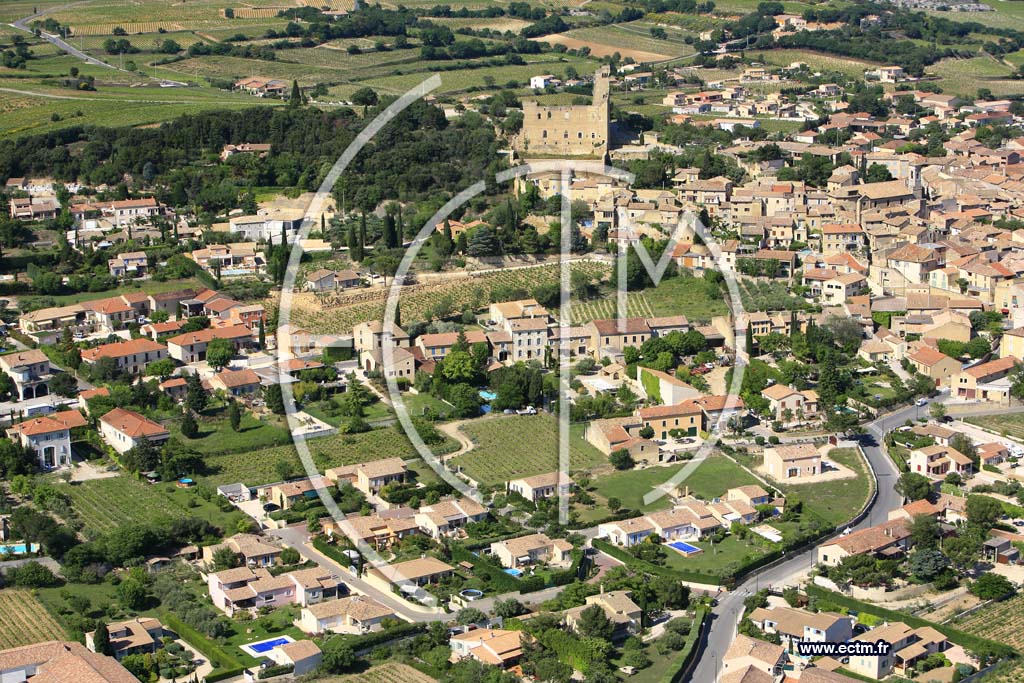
686, 401, 931, 682
10, 4, 121, 70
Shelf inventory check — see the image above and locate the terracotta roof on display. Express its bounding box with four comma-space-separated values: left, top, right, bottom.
305, 595, 394, 621
213, 368, 261, 388
0, 641, 138, 683
81, 338, 166, 362
768, 443, 819, 462
591, 318, 651, 336
909, 346, 950, 367
99, 408, 169, 439
166, 324, 252, 347
0, 349, 49, 368
964, 356, 1017, 378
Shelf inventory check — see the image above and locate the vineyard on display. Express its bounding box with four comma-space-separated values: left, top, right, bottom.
955, 593, 1024, 650
64, 476, 243, 536
321, 663, 436, 683
452, 415, 608, 486
0, 590, 66, 648
569, 292, 656, 325
966, 413, 1024, 443
286, 261, 610, 334
203, 426, 458, 487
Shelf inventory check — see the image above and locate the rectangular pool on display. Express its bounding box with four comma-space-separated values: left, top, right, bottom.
240, 636, 294, 657
666, 541, 702, 556
0, 543, 39, 555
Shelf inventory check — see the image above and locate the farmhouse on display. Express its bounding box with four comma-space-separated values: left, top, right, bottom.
449, 629, 523, 668
816, 519, 911, 567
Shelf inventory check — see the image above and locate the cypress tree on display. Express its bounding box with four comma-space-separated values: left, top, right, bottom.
258, 318, 266, 350
92, 621, 112, 656
745, 321, 754, 357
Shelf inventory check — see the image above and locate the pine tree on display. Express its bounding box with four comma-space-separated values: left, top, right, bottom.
745, 321, 754, 357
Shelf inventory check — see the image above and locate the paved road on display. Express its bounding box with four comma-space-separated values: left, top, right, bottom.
11, 5, 119, 70
687, 402, 915, 683
268, 523, 445, 623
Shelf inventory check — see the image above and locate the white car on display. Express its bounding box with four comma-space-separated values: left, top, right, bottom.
915, 398, 928, 407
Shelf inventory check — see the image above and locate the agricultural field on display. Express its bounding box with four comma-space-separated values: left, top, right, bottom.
955, 592, 1024, 650
927, 55, 1021, 98
167, 406, 293, 456
285, 261, 609, 334
557, 21, 698, 59
202, 426, 458, 487
451, 414, 607, 486
966, 413, 1024, 442
319, 663, 437, 683
926, 1, 1024, 31
754, 49, 880, 79
568, 272, 729, 325
0, 590, 66, 648
64, 476, 245, 536
529, 32, 674, 62
432, 17, 535, 32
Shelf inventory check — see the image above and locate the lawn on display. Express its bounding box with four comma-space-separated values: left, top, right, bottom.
0, 590, 67, 648
779, 447, 872, 527
64, 476, 245, 537
202, 426, 458, 487
451, 414, 607, 486
966, 412, 1024, 442
17, 278, 203, 308
168, 405, 293, 456
591, 455, 761, 514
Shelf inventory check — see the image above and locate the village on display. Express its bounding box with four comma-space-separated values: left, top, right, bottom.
4, 1, 1024, 682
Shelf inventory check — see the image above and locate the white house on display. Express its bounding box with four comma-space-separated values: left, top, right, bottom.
98, 408, 170, 454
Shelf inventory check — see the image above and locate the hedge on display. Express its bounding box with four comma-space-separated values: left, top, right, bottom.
659, 606, 707, 683
257, 664, 293, 679
312, 536, 352, 567
804, 585, 1014, 659
343, 622, 427, 653
157, 611, 245, 682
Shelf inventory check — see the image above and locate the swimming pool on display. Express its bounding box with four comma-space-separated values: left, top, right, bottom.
479, 390, 497, 401
503, 568, 523, 577
666, 541, 702, 556
0, 543, 39, 555
240, 635, 294, 657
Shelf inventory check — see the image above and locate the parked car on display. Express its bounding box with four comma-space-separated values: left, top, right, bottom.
916, 398, 928, 406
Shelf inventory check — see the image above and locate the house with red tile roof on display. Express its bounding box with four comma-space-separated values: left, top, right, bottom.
98, 408, 170, 454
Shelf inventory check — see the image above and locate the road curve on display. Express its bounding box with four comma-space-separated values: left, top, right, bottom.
11, 4, 120, 70
687, 402, 915, 682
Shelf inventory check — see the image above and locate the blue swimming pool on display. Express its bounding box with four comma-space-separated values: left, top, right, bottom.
667, 541, 701, 556
242, 637, 293, 655
503, 568, 523, 577
479, 390, 497, 401
0, 543, 38, 555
